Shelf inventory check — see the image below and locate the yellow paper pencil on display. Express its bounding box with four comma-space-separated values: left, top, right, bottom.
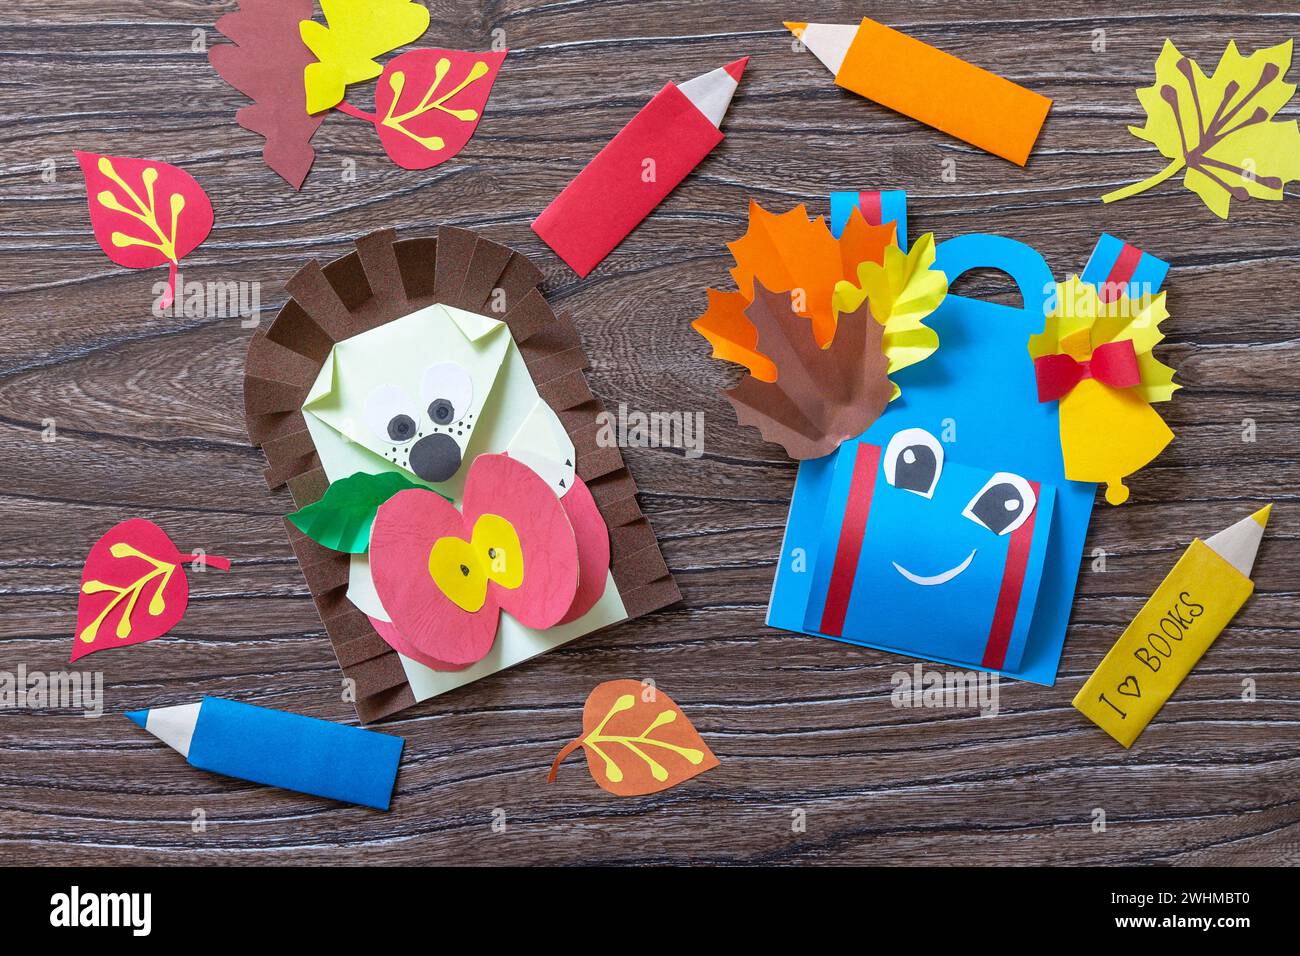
1073, 506, 1271, 747
786, 18, 1052, 166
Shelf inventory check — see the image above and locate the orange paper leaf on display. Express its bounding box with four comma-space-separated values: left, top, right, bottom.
694, 201, 895, 381
548, 679, 718, 797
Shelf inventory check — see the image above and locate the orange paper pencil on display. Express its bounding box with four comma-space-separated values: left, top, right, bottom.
787, 18, 1052, 166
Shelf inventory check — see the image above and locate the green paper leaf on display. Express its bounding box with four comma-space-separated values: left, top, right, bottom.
288, 470, 441, 553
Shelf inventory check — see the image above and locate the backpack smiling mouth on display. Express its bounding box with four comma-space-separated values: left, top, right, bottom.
892, 549, 976, 586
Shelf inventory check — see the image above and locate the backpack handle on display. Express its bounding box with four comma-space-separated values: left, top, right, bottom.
933, 234, 1055, 322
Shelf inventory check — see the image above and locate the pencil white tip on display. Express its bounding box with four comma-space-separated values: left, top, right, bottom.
678, 59, 747, 128
1205, 506, 1272, 579
791, 22, 857, 76
130, 701, 203, 758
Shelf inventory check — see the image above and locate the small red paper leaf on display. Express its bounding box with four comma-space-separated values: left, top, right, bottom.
72, 519, 229, 662
75, 151, 215, 310
364, 49, 506, 170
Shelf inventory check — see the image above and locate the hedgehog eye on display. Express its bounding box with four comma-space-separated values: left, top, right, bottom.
963, 473, 1036, 535
386, 415, 417, 442
428, 398, 456, 426
364, 384, 418, 445
883, 428, 944, 498
420, 363, 472, 426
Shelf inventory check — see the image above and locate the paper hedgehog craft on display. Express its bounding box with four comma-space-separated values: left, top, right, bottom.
245, 227, 679, 721
699, 192, 1180, 685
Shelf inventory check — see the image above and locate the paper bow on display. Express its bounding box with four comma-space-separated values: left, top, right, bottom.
1034, 339, 1141, 403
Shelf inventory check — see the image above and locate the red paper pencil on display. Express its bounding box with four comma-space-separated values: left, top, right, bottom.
532, 57, 748, 278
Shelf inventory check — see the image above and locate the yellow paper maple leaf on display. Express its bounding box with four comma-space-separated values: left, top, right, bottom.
1102, 39, 1300, 218
832, 233, 945, 399
300, 0, 430, 114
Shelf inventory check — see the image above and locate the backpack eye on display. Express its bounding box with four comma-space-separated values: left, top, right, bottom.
963, 473, 1036, 535
364, 384, 418, 445
883, 428, 944, 498
420, 363, 473, 426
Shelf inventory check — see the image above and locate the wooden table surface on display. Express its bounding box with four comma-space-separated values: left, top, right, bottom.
1, 0, 1296, 866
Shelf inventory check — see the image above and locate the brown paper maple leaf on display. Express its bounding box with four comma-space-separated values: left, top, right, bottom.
723, 282, 891, 460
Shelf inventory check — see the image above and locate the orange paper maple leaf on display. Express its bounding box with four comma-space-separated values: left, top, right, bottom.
694, 201, 947, 460
694, 201, 896, 380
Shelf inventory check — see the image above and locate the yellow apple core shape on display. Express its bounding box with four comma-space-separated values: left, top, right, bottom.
427, 513, 524, 612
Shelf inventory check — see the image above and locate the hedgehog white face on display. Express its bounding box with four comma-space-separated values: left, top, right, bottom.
363, 360, 478, 482
302, 302, 574, 500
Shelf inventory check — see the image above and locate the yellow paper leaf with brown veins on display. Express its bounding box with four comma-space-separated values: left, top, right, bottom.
1102, 39, 1300, 218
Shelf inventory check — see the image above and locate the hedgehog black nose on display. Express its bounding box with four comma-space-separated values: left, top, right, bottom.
409, 433, 461, 484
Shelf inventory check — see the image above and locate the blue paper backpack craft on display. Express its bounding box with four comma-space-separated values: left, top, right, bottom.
758, 191, 1170, 684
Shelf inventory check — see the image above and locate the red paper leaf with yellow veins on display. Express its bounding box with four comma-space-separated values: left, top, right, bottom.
73, 519, 230, 662
548, 679, 719, 797
75, 151, 214, 311
338, 49, 506, 170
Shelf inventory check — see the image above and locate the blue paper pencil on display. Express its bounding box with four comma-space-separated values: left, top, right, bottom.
126, 696, 404, 810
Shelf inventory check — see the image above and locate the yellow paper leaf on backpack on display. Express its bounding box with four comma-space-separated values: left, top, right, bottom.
1031, 277, 1179, 504
300, 0, 431, 114
1032, 277, 1179, 405
833, 232, 945, 399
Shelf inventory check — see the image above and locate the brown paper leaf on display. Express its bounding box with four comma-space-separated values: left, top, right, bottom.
548, 679, 718, 797
209, 0, 324, 190
723, 282, 891, 460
